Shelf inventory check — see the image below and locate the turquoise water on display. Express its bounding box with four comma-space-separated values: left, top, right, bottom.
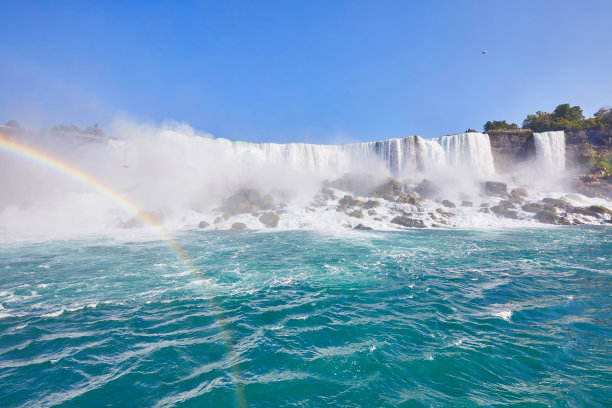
1, 228, 611, 407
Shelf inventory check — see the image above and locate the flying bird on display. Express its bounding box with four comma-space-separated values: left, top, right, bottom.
481, 50, 488, 54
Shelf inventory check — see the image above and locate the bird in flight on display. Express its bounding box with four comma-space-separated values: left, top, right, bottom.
481, 50, 488, 54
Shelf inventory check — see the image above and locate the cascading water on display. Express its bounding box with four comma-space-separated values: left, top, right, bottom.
198, 132, 496, 181
534, 131, 566, 172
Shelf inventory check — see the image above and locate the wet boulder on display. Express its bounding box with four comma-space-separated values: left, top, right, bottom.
339, 195, 363, 208
391, 216, 426, 228
353, 223, 373, 230
371, 178, 403, 199
542, 197, 569, 210
484, 181, 508, 196
441, 199, 456, 208
588, 205, 611, 215
349, 210, 364, 218
259, 212, 280, 228
511, 188, 528, 198
214, 216, 224, 224
521, 202, 544, 213
534, 210, 569, 225
231, 222, 247, 230
319, 187, 337, 200
363, 200, 381, 209
490, 205, 519, 219
461, 201, 473, 207
198, 221, 210, 228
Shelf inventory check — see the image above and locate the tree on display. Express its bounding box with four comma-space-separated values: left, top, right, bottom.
484, 120, 511, 132
465, 128, 477, 133
522, 111, 552, 132
552, 103, 584, 122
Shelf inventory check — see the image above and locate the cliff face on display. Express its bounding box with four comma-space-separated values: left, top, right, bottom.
487, 128, 612, 198
487, 130, 535, 173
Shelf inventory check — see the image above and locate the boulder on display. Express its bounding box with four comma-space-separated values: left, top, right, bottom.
339, 195, 363, 207
391, 216, 426, 228
367, 209, 377, 216
371, 178, 403, 199
441, 199, 456, 208
415, 179, 441, 199
484, 181, 508, 196
231, 222, 247, 230
363, 200, 381, 209
511, 188, 528, 198
214, 216, 224, 224
535, 210, 569, 225
353, 223, 373, 230
349, 210, 364, 218
259, 212, 280, 228
490, 205, 519, 219
542, 197, 569, 210
566, 206, 600, 218
198, 221, 210, 228
461, 201, 473, 207
320, 187, 337, 200
521, 203, 544, 213
588, 205, 611, 215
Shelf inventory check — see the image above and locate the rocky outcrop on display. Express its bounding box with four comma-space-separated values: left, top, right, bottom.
259, 212, 280, 228
487, 130, 536, 173
391, 216, 426, 228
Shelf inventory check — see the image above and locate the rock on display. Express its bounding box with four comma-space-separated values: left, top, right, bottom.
490, 205, 519, 219
339, 195, 363, 207
353, 223, 373, 230
521, 203, 544, 213
198, 221, 210, 228
391, 216, 426, 228
415, 179, 440, 199
231, 222, 247, 230
214, 216, 224, 224
396, 192, 419, 205
484, 181, 508, 196
441, 199, 456, 208
480, 202, 490, 207
320, 187, 337, 200
363, 200, 380, 209
349, 210, 364, 218
566, 206, 600, 218
480, 207, 491, 214
499, 199, 518, 209
542, 197, 569, 210
535, 210, 569, 225
588, 205, 611, 215
371, 178, 403, 199
461, 201, 473, 207
511, 188, 528, 198
259, 212, 280, 228
367, 209, 377, 216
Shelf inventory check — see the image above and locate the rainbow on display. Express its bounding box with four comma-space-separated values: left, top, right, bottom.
0, 133, 246, 407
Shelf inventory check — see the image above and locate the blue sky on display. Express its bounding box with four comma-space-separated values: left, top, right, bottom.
1, 0, 611, 143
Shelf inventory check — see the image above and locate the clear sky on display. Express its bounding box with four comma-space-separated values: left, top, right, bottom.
1, 0, 611, 143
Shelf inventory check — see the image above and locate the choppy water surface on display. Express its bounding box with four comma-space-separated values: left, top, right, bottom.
1, 228, 611, 407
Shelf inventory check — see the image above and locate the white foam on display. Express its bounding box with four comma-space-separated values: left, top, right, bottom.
493, 309, 513, 321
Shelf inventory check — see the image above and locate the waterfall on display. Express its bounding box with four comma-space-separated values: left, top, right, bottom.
534, 131, 565, 172
202, 132, 497, 180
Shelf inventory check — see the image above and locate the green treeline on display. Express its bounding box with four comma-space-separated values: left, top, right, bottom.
483, 104, 612, 132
